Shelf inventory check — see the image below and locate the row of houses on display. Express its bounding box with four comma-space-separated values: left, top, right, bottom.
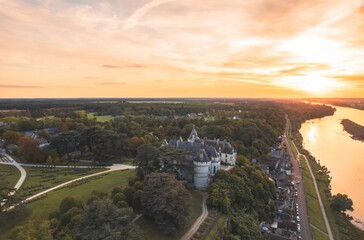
255, 139, 301, 240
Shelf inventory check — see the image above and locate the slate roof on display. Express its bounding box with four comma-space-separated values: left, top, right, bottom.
167, 126, 235, 162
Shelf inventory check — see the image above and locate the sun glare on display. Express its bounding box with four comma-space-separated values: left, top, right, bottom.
278, 73, 346, 95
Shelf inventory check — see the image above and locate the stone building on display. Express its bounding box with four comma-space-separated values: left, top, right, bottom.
163, 125, 237, 189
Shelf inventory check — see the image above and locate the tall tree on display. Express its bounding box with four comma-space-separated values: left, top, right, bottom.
73, 199, 143, 240
134, 144, 160, 179
330, 193, 354, 213
2, 130, 22, 145
141, 172, 191, 235
18, 136, 45, 163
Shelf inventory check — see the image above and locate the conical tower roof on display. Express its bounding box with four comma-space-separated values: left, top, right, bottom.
188, 125, 199, 141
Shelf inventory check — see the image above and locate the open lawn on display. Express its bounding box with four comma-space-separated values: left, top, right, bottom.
136, 190, 202, 240
0, 169, 136, 240
16, 166, 105, 199
311, 226, 329, 240
0, 164, 20, 190
86, 112, 114, 122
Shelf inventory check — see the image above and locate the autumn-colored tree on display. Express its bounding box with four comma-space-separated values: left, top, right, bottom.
38, 129, 51, 142
18, 136, 45, 163
2, 130, 22, 145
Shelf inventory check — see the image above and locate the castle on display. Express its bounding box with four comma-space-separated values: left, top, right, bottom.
162, 125, 237, 189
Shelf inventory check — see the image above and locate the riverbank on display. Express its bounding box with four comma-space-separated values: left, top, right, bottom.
292, 127, 364, 239
341, 119, 364, 141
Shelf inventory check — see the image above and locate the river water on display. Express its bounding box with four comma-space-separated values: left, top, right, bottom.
300, 105, 364, 226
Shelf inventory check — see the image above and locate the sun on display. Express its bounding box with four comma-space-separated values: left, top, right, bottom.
278, 73, 347, 95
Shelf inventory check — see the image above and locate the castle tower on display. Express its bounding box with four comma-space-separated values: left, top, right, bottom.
193, 149, 211, 189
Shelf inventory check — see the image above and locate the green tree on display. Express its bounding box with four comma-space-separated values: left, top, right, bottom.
51, 131, 78, 157
79, 128, 122, 163
330, 193, 354, 213
73, 199, 143, 240
207, 179, 231, 213
59, 197, 82, 214
141, 172, 191, 235
134, 144, 160, 179
230, 211, 263, 240
10, 220, 53, 240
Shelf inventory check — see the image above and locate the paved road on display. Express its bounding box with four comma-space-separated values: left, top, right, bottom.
0, 154, 27, 208
284, 117, 312, 240
181, 191, 208, 240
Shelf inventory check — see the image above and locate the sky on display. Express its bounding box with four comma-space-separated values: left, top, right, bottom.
1, 0, 364, 98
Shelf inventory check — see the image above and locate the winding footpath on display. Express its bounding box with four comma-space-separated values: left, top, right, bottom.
181, 191, 208, 240
0, 154, 135, 211
0, 154, 27, 208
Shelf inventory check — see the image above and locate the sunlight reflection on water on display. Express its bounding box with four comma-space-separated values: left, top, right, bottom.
300, 106, 364, 226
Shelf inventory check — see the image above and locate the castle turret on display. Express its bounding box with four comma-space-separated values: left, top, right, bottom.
188, 125, 199, 142
193, 149, 211, 189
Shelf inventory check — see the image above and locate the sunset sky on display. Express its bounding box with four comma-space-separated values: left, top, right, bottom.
1, 0, 364, 98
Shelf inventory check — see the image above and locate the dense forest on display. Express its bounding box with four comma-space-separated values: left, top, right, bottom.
207, 156, 276, 239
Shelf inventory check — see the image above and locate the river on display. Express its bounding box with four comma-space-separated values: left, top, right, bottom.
300, 105, 364, 228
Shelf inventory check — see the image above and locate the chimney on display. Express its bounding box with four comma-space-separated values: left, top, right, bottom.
199, 149, 204, 161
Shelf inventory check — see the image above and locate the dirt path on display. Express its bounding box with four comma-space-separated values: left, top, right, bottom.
181, 191, 208, 240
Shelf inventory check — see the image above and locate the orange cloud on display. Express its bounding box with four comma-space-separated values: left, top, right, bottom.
0, 0, 363, 98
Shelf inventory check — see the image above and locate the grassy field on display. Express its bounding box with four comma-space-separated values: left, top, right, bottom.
0, 169, 136, 240
0, 164, 20, 189
289, 140, 298, 157
311, 226, 329, 240
204, 214, 227, 240
299, 155, 328, 235
36, 115, 55, 121
86, 112, 114, 122
136, 190, 202, 240
16, 166, 105, 199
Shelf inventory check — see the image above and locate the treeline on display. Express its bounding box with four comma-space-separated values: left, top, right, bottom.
283, 102, 336, 132
1, 101, 287, 164
207, 157, 276, 239
341, 119, 364, 141
1, 101, 337, 165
